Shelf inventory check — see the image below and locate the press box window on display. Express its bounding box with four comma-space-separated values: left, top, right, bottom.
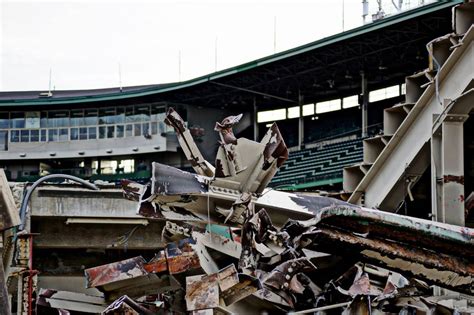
10, 130, 19, 142
80, 128, 88, 140
10, 112, 25, 128
20, 130, 29, 142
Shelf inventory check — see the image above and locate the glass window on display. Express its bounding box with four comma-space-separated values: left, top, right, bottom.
302, 104, 315, 116
134, 123, 141, 136
10, 130, 19, 142
257, 109, 286, 123
0, 131, 8, 151
40, 112, 48, 128
159, 121, 165, 134
126, 105, 150, 122
99, 126, 106, 139
316, 99, 341, 114
116, 107, 125, 124
151, 104, 166, 121
119, 159, 134, 173
10, 112, 25, 128
151, 122, 158, 135
30, 130, 39, 142
80, 127, 88, 140
48, 110, 69, 128
287, 106, 300, 119
84, 109, 98, 126
100, 160, 117, 174
0, 113, 9, 129
107, 126, 115, 138
40, 129, 47, 141
126, 124, 133, 137
369, 85, 400, 102
71, 128, 79, 140
125, 106, 135, 123
343, 95, 359, 109
71, 109, 84, 126
48, 129, 58, 142
59, 128, 68, 141
135, 105, 150, 122
142, 122, 149, 136
25, 112, 40, 128
88, 127, 97, 139
116, 125, 124, 138
99, 107, 116, 125
20, 130, 29, 142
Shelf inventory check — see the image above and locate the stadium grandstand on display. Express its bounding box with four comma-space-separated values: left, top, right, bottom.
1, 2, 473, 312
0, 0, 465, 197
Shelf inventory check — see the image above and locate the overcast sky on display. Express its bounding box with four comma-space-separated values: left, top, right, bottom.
0, 0, 431, 91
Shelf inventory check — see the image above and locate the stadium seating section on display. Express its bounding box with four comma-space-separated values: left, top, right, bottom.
270, 138, 363, 189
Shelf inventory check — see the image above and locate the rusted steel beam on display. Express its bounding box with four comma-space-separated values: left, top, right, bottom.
307, 226, 473, 293
0, 169, 20, 231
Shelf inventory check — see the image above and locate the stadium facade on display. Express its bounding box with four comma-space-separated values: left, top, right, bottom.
0, 1, 459, 191
1, 1, 473, 313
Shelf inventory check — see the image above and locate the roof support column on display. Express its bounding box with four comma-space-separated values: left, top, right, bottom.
253, 98, 259, 141
440, 117, 465, 226
431, 112, 466, 226
298, 92, 304, 150
361, 71, 369, 138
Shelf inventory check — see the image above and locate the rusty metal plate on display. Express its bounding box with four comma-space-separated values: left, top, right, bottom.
144, 251, 167, 274
221, 273, 262, 306
185, 274, 219, 311
166, 238, 201, 274
217, 264, 239, 292
84, 256, 147, 288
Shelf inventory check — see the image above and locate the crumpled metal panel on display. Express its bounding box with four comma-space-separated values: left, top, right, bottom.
143, 251, 167, 274
102, 295, 155, 315
166, 237, 201, 274
220, 273, 261, 306
185, 274, 220, 311
36, 289, 106, 314
152, 163, 209, 196
114, 105, 474, 313
84, 256, 148, 288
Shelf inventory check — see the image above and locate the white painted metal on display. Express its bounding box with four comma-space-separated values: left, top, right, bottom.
441, 119, 465, 225
348, 27, 474, 210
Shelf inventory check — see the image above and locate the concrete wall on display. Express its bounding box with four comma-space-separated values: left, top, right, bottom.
2, 133, 172, 160
31, 187, 140, 218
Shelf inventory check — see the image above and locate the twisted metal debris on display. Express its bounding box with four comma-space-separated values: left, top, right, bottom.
91, 107, 474, 314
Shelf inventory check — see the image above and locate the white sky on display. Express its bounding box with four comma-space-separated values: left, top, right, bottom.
0, 0, 429, 91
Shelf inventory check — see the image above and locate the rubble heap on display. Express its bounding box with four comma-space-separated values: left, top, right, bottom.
80, 108, 473, 314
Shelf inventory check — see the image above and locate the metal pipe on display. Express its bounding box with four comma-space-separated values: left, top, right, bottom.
27, 234, 33, 315
18, 174, 99, 231
289, 301, 351, 314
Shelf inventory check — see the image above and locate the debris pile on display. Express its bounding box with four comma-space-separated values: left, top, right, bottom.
78, 108, 473, 314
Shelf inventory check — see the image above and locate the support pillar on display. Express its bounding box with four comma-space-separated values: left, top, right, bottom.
431, 113, 467, 226
441, 117, 465, 226
298, 92, 304, 150
253, 98, 258, 142
361, 72, 368, 138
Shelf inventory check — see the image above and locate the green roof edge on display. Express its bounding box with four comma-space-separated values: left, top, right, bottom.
0, 0, 461, 106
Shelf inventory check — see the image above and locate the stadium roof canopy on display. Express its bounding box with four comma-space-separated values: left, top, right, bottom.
0, 0, 461, 110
